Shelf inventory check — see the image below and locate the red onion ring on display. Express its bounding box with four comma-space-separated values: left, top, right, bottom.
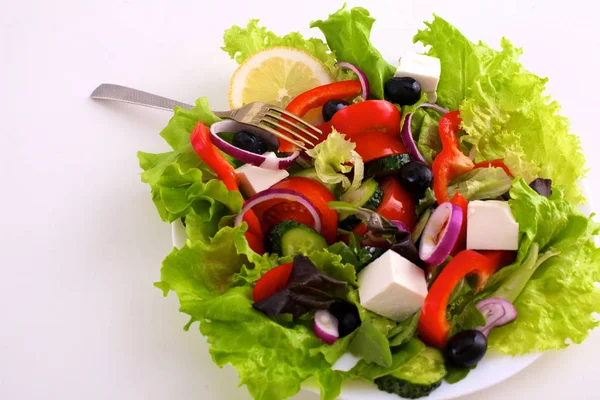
336, 61, 370, 100
400, 103, 451, 166
391, 220, 410, 232
234, 188, 322, 233
475, 297, 518, 337
314, 310, 339, 345
418, 202, 462, 265
209, 119, 299, 170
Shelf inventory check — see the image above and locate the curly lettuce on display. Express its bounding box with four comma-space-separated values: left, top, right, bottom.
414, 16, 587, 202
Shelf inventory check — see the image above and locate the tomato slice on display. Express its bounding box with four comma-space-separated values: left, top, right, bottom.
252, 262, 294, 303
351, 131, 407, 162
377, 177, 416, 231
351, 176, 416, 238
255, 177, 338, 244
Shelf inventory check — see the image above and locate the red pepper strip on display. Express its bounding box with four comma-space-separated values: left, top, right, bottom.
419, 250, 506, 348
278, 81, 362, 152
478, 250, 517, 268
474, 159, 513, 178
450, 192, 468, 256
432, 111, 474, 203
189, 122, 263, 247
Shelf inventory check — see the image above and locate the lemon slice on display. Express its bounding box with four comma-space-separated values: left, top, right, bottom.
229, 47, 333, 109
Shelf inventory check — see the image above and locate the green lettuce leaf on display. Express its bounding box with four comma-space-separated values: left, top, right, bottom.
481, 179, 600, 354
311, 6, 396, 99
350, 339, 425, 380
138, 98, 240, 223
222, 19, 347, 80
198, 286, 345, 400
414, 16, 587, 202
416, 112, 443, 164
306, 129, 364, 191
447, 167, 512, 201
392, 347, 446, 385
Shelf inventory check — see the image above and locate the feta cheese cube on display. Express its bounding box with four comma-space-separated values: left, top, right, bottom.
235, 153, 289, 196
332, 352, 362, 372
394, 53, 441, 101
358, 250, 428, 321
466, 201, 519, 250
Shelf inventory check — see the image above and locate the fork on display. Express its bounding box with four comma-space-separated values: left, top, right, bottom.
90, 83, 322, 151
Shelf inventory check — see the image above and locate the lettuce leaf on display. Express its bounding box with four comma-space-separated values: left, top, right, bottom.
482, 179, 600, 354
311, 6, 396, 99
222, 19, 347, 80
306, 129, 364, 191
414, 16, 587, 202
137, 98, 240, 223
447, 167, 512, 201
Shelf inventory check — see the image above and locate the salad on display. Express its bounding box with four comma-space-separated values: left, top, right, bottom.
137, 6, 600, 400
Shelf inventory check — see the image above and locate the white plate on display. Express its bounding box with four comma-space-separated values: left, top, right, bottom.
169, 184, 593, 400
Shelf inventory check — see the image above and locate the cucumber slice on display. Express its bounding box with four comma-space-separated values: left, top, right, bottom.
267, 220, 327, 257
364, 154, 411, 179
338, 179, 383, 230
291, 167, 337, 192
412, 207, 432, 243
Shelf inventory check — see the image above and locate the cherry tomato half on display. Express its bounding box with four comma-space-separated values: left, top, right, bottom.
252, 262, 293, 303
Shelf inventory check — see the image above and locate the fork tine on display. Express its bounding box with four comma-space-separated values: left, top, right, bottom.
261, 119, 318, 147
267, 106, 323, 136
264, 111, 320, 141
254, 124, 309, 151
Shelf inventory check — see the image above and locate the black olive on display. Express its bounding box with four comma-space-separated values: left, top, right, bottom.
232, 130, 268, 155
398, 161, 433, 198
444, 330, 488, 368
322, 99, 349, 122
328, 301, 361, 337
384, 77, 422, 106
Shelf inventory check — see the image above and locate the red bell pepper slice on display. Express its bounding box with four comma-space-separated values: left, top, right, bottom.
450, 192, 468, 255
278, 81, 362, 152
418, 250, 506, 348
474, 159, 513, 177
252, 262, 294, 303
432, 111, 474, 203
189, 122, 263, 249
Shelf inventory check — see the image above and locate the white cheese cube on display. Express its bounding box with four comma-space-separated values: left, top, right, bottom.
332, 352, 362, 372
466, 201, 519, 250
235, 154, 289, 197
425, 91, 437, 104
394, 53, 441, 99
358, 250, 428, 321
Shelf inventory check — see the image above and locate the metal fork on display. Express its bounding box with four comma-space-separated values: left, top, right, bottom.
90, 83, 322, 151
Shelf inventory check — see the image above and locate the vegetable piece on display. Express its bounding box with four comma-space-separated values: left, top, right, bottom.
384, 77, 422, 106
364, 154, 412, 179
210, 120, 299, 169
374, 177, 417, 233
328, 301, 361, 338
252, 262, 294, 303
267, 177, 338, 243
306, 129, 364, 191
253, 255, 348, 318
375, 375, 441, 399
319, 100, 402, 140
432, 111, 474, 203
232, 130, 267, 155
348, 318, 393, 367
310, 6, 396, 100
419, 250, 506, 348
351, 131, 407, 163
391, 220, 410, 232
450, 192, 468, 255
190, 121, 239, 191
475, 298, 518, 337
322, 99, 349, 122
447, 167, 512, 201
339, 179, 384, 230
336, 61, 370, 100
314, 310, 340, 345
473, 159, 513, 177
400, 103, 450, 165
398, 161, 433, 199
291, 167, 337, 192
529, 178, 552, 197
235, 188, 322, 232
418, 202, 462, 265
443, 330, 487, 368
267, 220, 327, 257
412, 208, 432, 243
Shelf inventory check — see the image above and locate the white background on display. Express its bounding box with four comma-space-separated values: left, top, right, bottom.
1, 0, 600, 399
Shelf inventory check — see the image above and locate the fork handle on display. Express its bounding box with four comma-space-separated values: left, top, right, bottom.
90, 83, 232, 117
